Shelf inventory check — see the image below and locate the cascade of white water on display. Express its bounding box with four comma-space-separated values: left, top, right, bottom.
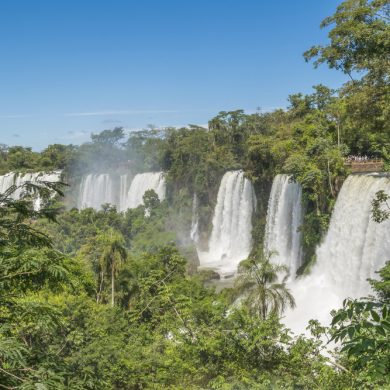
285, 174, 390, 335
190, 193, 200, 243
125, 172, 166, 209
264, 174, 303, 278
77, 174, 116, 210
119, 174, 132, 212
0, 171, 62, 210
198, 170, 256, 277
0, 173, 18, 195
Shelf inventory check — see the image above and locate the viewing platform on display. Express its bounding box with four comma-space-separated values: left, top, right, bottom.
344, 158, 384, 173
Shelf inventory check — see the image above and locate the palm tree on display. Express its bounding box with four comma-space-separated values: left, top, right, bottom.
95, 228, 127, 306
234, 253, 295, 320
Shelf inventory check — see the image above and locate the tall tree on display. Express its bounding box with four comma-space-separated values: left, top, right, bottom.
304, 0, 390, 155
234, 254, 295, 320
94, 229, 128, 306
304, 0, 389, 81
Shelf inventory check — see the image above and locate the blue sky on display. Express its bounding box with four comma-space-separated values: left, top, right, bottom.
0, 0, 347, 150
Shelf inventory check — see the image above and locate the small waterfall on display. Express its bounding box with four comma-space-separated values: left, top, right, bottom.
77, 174, 116, 210
0, 171, 62, 210
119, 174, 131, 212
198, 170, 256, 277
125, 172, 166, 209
190, 193, 200, 243
0, 173, 19, 195
285, 174, 390, 335
264, 174, 303, 278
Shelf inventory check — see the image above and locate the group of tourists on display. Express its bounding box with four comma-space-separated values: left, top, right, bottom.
345, 155, 374, 162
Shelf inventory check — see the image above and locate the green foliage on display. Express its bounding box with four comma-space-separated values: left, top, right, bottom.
0, 144, 77, 174
0, 0, 389, 387
319, 260, 389, 388
304, 0, 390, 156
372, 189, 390, 223
0, 182, 88, 388
234, 254, 295, 320
304, 0, 389, 78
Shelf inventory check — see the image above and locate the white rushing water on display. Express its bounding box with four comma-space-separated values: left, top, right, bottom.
198, 170, 256, 277
190, 193, 200, 244
124, 172, 166, 209
0, 171, 62, 210
119, 174, 132, 211
264, 174, 303, 279
285, 174, 390, 335
76, 172, 166, 210
77, 174, 116, 210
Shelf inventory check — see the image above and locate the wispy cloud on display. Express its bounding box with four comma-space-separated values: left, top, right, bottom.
0, 114, 34, 119
101, 119, 122, 124
66, 110, 180, 117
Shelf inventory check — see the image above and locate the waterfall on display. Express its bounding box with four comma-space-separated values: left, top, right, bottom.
190, 193, 200, 243
285, 174, 390, 335
198, 170, 256, 277
124, 172, 166, 209
119, 174, 132, 212
0, 173, 19, 195
264, 174, 303, 279
77, 174, 116, 210
75, 172, 165, 211
0, 171, 62, 210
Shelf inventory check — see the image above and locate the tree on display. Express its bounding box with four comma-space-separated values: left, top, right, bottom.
234, 254, 295, 320
304, 0, 390, 81
39, 143, 77, 170
91, 127, 125, 145
304, 0, 390, 156
143, 189, 160, 216
329, 262, 390, 385
94, 229, 127, 306
372, 189, 390, 222
0, 181, 81, 388
6, 146, 39, 170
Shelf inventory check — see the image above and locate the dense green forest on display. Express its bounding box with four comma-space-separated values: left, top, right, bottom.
0, 0, 389, 388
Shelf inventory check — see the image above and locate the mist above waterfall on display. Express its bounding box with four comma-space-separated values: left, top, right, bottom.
197, 170, 256, 278
284, 174, 390, 335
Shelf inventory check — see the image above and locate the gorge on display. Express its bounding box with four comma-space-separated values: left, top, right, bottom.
2, 169, 389, 330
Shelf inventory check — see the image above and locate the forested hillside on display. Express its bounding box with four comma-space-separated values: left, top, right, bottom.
0, 0, 389, 388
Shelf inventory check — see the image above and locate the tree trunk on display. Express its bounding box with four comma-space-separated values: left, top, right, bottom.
327, 160, 335, 197
97, 271, 104, 304
111, 262, 115, 307
337, 120, 341, 148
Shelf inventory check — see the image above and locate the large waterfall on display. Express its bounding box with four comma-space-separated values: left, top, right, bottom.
123, 172, 166, 209
77, 174, 117, 210
264, 174, 303, 279
198, 170, 256, 277
0, 171, 62, 210
285, 174, 390, 335
76, 172, 166, 211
